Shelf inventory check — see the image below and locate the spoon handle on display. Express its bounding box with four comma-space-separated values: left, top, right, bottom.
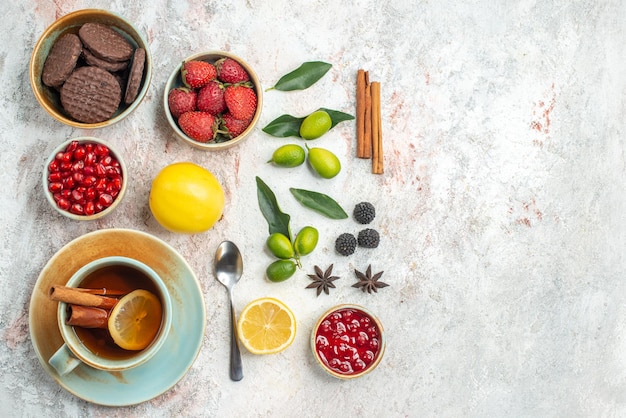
229, 301, 243, 381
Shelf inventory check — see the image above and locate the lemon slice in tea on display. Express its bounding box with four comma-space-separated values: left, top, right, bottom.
237, 297, 296, 355
108, 289, 162, 351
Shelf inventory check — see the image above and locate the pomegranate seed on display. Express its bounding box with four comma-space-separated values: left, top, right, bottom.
60, 162, 72, 172
69, 203, 84, 215
85, 152, 96, 166
49, 160, 59, 172
100, 155, 113, 166
72, 172, 84, 184
85, 187, 96, 201
71, 189, 83, 202
63, 177, 75, 189
66, 141, 79, 152
57, 198, 71, 210
109, 176, 122, 190
98, 193, 113, 207
106, 166, 121, 177
84, 201, 95, 215
83, 165, 95, 176
60, 190, 72, 198
55, 152, 65, 162
49, 182, 63, 193
48, 172, 63, 182
94, 144, 110, 156
85, 143, 94, 152
73, 146, 86, 160
95, 163, 107, 177
95, 202, 105, 212
71, 160, 84, 172
82, 175, 97, 187
62, 152, 73, 163
95, 177, 107, 191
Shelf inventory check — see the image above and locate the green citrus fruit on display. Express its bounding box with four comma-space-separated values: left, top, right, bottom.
306, 146, 341, 179
299, 110, 332, 140
266, 259, 297, 282
149, 162, 225, 233
269, 144, 306, 167
294, 226, 318, 256
266, 232, 295, 259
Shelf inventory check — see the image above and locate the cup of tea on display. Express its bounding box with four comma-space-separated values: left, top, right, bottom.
48, 256, 172, 375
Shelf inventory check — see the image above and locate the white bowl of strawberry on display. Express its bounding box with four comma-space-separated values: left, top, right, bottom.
43, 137, 127, 220
311, 304, 386, 379
164, 51, 262, 150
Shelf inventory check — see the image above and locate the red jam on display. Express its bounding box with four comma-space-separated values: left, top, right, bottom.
47, 141, 123, 216
314, 307, 382, 376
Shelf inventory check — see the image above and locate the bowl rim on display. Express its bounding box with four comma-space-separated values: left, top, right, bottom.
310, 303, 386, 380
163, 50, 263, 151
43, 137, 128, 220
29, 8, 152, 129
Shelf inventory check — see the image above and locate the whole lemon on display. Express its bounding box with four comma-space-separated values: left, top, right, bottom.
294, 226, 318, 256
299, 110, 332, 140
266, 259, 297, 282
149, 162, 225, 233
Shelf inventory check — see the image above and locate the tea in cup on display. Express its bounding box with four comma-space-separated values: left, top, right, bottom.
48, 256, 172, 375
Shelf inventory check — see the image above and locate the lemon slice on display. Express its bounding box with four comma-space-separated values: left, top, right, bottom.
108, 289, 162, 351
237, 297, 296, 355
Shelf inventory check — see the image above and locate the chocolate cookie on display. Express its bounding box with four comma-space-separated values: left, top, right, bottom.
124, 48, 145, 104
60, 66, 122, 123
78, 22, 133, 62
42, 33, 82, 88
82, 48, 129, 72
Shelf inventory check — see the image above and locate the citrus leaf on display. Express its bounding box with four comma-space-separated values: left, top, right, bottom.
262, 114, 304, 137
289, 188, 348, 219
320, 108, 355, 129
267, 61, 332, 91
262, 108, 355, 138
256, 177, 291, 238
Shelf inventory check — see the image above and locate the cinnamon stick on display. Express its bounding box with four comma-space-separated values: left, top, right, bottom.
49, 286, 119, 310
362, 72, 372, 159
370, 81, 383, 174
65, 305, 109, 329
356, 69, 367, 158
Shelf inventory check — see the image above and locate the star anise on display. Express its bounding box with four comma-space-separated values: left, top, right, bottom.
306, 264, 340, 296
352, 265, 388, 294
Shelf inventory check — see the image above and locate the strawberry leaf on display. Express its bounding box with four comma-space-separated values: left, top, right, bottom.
267, 61, 332, 91
256, 176, 292, 239
262, 108, 354, 138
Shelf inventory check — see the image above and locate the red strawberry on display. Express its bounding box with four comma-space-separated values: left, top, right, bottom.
216, 58, 250, 84
197, 80, 226, 115
167, 87, 197, 119
224, 85, 257, 121
221, 112, 251, 138
177, 111, 217, 143
181, 60, 217, 89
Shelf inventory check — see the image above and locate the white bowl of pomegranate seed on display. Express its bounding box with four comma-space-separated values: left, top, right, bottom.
43, 137, 127, 220
311, 304, 386, 380
164, 51, 263, 150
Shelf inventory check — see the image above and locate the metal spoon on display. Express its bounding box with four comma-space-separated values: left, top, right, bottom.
214, 240, 244, 381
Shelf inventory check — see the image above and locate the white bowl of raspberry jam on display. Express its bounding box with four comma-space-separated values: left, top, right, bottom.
43, 137, 127, 220
311, 304, 385, 379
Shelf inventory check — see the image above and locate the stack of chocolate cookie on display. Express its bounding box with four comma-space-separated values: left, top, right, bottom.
41, 22, 145, 124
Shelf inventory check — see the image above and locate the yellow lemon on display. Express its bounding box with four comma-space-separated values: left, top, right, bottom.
237, 297, 296, 355
108, 290, 162, 351
149, 162, 225, 233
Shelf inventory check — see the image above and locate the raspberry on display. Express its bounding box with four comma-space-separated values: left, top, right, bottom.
353, 202, 375, 224
357, 228, 379, 248
335, 233, 357, 256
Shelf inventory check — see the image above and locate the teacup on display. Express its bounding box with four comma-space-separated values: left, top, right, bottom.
48, 256, 172, 375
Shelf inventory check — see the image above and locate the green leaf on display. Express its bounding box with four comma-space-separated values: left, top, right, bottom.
262, 114, 304, 138
267, 61, 332, 92
256, 177, 291, 238
262, 108, 355, 138
289, 188, 348, 219
320, 108, 355, 129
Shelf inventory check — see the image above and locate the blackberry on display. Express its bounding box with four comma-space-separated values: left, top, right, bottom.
335, 233, 357, 256
357, 228, 380, 248
353, 202, 376, 224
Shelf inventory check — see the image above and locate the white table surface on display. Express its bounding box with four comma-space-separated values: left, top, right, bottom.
2, 0, 626, 416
